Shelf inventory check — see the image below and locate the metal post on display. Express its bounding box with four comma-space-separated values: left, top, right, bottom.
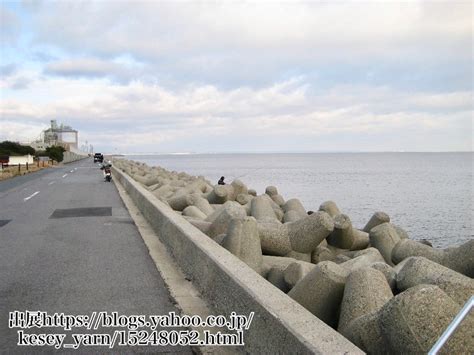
26, 162, 28, 171
428, 296, 474, 354
18, 164, 20, 173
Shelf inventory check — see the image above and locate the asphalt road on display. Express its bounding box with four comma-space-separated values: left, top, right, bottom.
0, 159, 193, 354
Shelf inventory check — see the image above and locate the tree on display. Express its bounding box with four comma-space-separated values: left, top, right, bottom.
0, 141, 35, 156
45, 146, 66, 162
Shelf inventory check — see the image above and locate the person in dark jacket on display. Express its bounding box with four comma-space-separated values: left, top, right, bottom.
218, 176, 225, 185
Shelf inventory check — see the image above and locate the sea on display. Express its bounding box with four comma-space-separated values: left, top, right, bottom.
124, 153, 473, 248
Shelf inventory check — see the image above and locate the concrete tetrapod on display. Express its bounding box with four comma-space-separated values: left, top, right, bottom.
261, 256, 314, 277
363, 211, 390, 233
319, 200, 341, 218
206, 185, 232, 204
443, 239, 474, 277
258, 222, 291, 256
221, 217, 263, 274
393, 239, 474, 277
282, 198, 307, 216
271, 194, 285, 207
284, 250, 311, 263
396, 256, 474, 306
235, 193, 253, 206
265, 186, 278, 197
283, 262, 316, 289
266, 267, 290, 293
286, 211, 334, 253
251, 195, 280, 223
205, 201, 247, 239
378, 284, 474, 354
350, 229, 370, 251
230, 179, 249, 198
183, 217, 211, 234
152, 184, 175, 200
311, 245, 334, 264
288, 261, 347, 328
168, 179, 210, 204
326, 214, 354, 249
263, 194, 285, 222
186, 193, 215, 216
369, 222, 401, 266
339, 248, 385, 273
283, 210, 303, 223
206, 179, 248, 204
258, 211, 334, 256
392, 239, 444, 264
282, 199, 307, 222
134, 173, 160, 187
265, 186, 285, 206
333, 254, 351, 264
338, 268, 393, 334
392, 224, 409, 240
182, 206, 207, 220
342, 311, 385, 355
370, 262, 397, 290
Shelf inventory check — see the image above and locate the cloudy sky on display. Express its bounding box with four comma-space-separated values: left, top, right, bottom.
1, 1, 472, 153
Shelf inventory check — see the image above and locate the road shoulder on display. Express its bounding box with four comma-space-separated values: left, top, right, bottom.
113, 177, 240, 355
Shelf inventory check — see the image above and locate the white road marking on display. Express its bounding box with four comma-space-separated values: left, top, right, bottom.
70, 170, 74, 173
62, 174, 68, 178
48, 181, 56, 185
74, 168, 77, 171
24, 191, 40, 201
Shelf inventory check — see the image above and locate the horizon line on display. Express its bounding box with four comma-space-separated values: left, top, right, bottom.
113, 150, 474, 155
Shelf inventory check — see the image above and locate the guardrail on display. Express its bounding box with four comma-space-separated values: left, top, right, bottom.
429, 296, 474, 355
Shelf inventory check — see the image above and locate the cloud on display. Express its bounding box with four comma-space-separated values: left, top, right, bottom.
0, 5, 20, 44
2, 1, 471, 152
0, 63, 17, 77
1, 75, 471, 152
0, 120, 47, 143
9, 77, 31, 90
43, 58, 141, 83
26, 1, 472, 88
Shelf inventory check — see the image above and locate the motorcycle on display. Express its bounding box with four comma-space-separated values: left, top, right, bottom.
104, 167, 112, 182
100, 161, 112, 182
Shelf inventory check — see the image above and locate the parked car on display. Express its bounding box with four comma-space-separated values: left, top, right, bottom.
93, 153, 104, 163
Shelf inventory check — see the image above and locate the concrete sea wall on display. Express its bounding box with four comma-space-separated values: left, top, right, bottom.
112, 159, 474, 354
63, 151, 88, 164
112, 163, 362, 354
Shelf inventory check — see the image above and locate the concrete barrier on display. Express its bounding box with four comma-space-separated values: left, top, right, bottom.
112, 166, 363, 354
63, 151, 88, 164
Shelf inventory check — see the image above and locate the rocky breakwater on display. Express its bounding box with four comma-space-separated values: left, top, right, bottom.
114, 159, 474, 354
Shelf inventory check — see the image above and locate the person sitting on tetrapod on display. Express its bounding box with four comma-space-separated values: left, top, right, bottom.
218, 176, 226, 185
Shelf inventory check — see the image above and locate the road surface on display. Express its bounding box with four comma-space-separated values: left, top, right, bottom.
0, 158, 192, 354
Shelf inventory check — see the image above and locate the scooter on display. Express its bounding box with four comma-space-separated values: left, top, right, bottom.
100, 161, 112, 182
104, 167, 112, 182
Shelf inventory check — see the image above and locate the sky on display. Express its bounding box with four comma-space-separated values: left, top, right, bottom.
0, 0, 472, 153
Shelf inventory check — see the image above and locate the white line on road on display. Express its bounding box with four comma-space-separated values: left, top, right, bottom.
24, 191, 40, 201
62, 174, 68, 178
48, 181, 56, 185
70, 170, 74, 173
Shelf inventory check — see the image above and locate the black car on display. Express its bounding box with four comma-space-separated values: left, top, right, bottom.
93, 153, 104, 163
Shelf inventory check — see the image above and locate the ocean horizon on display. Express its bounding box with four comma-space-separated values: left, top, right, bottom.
122, 152, 473, 249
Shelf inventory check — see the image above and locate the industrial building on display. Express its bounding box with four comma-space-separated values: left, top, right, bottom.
30, 120, 79, 151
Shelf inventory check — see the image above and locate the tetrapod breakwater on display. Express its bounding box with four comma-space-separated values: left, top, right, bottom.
113, 158, 473, 354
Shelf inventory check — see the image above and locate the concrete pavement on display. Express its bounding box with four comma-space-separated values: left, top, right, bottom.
0, 159, 193, 354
